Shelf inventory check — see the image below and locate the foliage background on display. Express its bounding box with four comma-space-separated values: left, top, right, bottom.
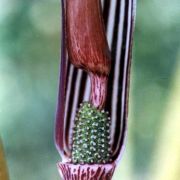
0, 0, 180, 179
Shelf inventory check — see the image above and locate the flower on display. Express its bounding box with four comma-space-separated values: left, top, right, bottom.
55, 0, 136, 179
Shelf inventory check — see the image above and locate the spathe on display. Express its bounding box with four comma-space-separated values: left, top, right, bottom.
55, 0, 136, 179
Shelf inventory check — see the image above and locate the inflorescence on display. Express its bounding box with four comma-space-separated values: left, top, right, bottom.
72, 102, 112, 164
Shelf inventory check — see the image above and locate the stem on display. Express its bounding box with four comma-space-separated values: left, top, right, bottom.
0, 140, 9, 180
90, 73, 108, 109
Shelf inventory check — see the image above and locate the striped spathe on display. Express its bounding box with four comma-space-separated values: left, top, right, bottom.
55, 0, 136, 164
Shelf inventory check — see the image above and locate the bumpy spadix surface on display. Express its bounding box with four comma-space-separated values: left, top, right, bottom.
72, 102, 112, 164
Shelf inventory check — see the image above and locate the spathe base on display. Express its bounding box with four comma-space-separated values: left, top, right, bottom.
57, 162, 115, 180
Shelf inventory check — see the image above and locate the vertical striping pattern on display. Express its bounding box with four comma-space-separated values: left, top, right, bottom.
58, 163, 115, 180
111, 0, 129, 155
69, 70, 83, 150
110, 0, 125, 147
55, 0, 136, 163
113, 0, 136, 161
55, 0, 66, 159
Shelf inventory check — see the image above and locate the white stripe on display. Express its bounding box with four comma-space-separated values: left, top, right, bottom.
101, 0, 105, 10
83, 76, 91, 101
107, 0, 117, 47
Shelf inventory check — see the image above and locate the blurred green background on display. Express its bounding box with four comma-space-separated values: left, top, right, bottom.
0, 0, 180, 179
